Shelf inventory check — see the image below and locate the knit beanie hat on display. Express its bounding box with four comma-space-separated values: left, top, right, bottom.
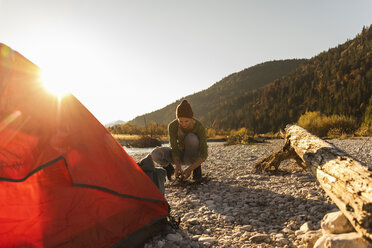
176, 100, 193, 118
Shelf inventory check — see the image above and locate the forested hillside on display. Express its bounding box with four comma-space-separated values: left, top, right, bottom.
129, 26, 372, 134
212, 26, 372, 133
129, 59, 306, 126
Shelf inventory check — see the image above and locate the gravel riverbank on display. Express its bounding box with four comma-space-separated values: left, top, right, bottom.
130, 138, 372, 248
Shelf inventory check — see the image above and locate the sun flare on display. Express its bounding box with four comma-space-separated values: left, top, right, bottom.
40, 69, 72, 98
40, 68, 72, 98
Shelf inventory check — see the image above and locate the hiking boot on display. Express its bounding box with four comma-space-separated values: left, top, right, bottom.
164, 163, 174, 181
192, 166, 202, 181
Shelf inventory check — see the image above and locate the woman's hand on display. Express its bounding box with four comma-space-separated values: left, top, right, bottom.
183, 159, 203, 180
175, 165, 183, 178
182, 167, 192, 180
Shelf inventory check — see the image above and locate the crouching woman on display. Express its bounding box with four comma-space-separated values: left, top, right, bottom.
151, 100, 208, 181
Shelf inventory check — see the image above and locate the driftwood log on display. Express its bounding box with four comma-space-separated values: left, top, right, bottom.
255, 125, 372, 241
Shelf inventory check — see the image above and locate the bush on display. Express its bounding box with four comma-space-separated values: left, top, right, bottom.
356, 126, 372, 136
206, 128, 216, 138
360, 96, 372, 135
297, 111, 358, 137
128, 136, 161, 148
225, 127, 263, 145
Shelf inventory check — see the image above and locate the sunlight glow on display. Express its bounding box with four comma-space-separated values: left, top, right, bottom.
40, 68, 71, 98
33, 42, 120, 123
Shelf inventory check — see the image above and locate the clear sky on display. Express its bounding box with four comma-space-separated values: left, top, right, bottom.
1, 0, 371, 124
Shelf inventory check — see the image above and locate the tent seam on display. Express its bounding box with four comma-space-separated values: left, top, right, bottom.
0, 156, 169, 204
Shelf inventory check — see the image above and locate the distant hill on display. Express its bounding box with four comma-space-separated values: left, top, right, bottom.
129, 59, 307, 126
211, 25, 372, 133
130, 25, 372, 134
105, 120, 126, 127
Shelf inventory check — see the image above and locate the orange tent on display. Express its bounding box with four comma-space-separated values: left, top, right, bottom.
0, 43, 169, 247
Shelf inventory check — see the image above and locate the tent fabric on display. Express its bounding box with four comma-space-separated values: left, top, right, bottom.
0, 43, 169, 247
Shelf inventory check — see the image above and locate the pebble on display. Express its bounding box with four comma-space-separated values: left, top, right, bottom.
187, 218, 199, 225
240, 225, 253, 231
225, 215, 235, 222
300, 221, 312, 232
166, 233, 182, 242
277, 238, 289, 245
157, 240, 165, 247
130, 138, 372, 248
198, 236, 216, 243
295, 230, 305, 236
249, 233, 270, 242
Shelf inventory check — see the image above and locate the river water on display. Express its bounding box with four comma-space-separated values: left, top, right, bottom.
124, 142, 225, 156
